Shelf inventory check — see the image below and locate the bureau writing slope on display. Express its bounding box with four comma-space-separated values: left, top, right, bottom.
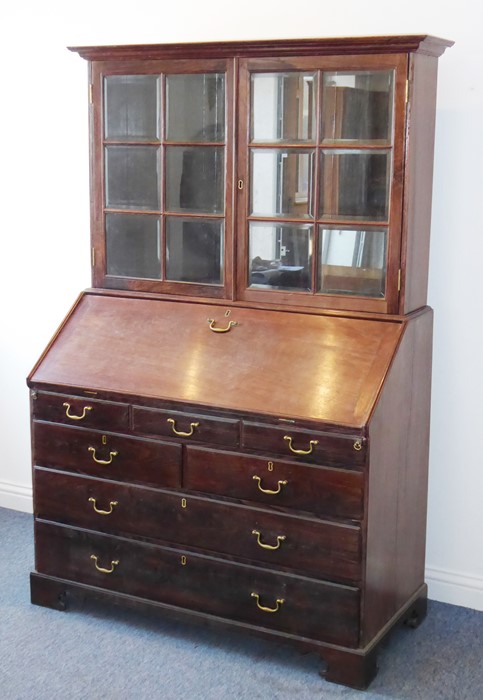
28, 36, 452, 689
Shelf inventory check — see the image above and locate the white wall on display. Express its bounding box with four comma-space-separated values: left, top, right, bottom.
1, 0, 482, 610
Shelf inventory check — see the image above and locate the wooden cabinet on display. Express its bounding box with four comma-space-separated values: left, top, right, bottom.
28, 35, 451, 689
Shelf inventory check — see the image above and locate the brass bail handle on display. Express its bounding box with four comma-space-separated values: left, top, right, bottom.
252, 529, 286, 550
88, 446, 118, 465
167, 418, 199, 437
251, 592, 285, 613
88, 497, 118, 515
284, 435, 318, 455
252, 475, 288, 495
63, 402, 92, 421
207, 318, 238, 333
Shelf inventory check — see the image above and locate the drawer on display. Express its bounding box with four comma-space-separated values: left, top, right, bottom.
185, 447, 364, 520
242, 422, 366, 468
34, 468, 361, 583
133, 406, 240, 447
35, 520, 360, 647
32, 423, 181, 488
32, 391, 129, 431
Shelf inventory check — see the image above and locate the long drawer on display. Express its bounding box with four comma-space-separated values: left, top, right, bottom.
185, 446, 364, 520
34, 468, 361, 583
32, 422, 181, 488
35, 520, 360, 647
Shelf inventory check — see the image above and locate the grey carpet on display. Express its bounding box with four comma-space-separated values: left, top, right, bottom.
1, 506, 482, 699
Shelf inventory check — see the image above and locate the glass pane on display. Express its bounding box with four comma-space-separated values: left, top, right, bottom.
319, 227, 386, 297
251, 72, 316, 143
166, 217, 223, 284
251, 150, 314, 219
249, 222, 313, 291
166, 73, 225, 142
320, 150, 390, 221
105, 146, 160, 210
104, 75, 159, 141
322, 71, 393, 143
106, 213, 161, 278
165, 146, 224, 214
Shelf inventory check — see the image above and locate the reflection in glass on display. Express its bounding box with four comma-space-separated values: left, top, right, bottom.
166, 73, 225, 142
104, 75, 159, 141
106, 213, 160, 278
105, 146, 160, 210
166, 146, 224, 214
322, 71, 393, 143
319, 227, 386, 297
320, 151, 390, 221
249, 222, 313, 291
166, 217, 223, 284
251, 72, 316, 143
251, 150, 314, 219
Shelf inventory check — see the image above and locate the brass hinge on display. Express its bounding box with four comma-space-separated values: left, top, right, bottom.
91, 247, 96, 267
88, 83, 93, 104
405, 79, 409, 104
397, 269, 402, 292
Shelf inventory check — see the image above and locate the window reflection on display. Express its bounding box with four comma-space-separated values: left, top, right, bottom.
251, 150, 314, 219
249, 222, 313, 291
320, 151, 390, 221
322, 71, 393, 143
319, 227, 386, 297
166, 73, 225, 142
166, 217, 223, 284
251, 72, 316, 143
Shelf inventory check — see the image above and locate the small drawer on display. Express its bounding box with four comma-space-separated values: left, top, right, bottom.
32, 422, 181, 488
32, 391, 129, 431
242, 422, 366, 468
185, 447, 364, 520
34, 469, 361, 583
133, 406, 240, 447
35, 520, 360, 647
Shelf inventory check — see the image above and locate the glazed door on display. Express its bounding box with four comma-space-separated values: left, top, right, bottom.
236, 53, 408, 314
90, 58, 234, 298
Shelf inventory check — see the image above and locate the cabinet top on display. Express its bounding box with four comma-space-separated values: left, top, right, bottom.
69, 35, 453, 62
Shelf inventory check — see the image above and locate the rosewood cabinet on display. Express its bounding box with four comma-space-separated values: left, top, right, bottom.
28, 35, 452, 689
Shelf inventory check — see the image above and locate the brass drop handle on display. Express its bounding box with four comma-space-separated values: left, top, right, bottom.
284, 435, 318, 455
207, 318, 238, 333
251, 592, 285, 613
252, 529, 286, 550
88, 497, 118, 515
63, 402, 92, 421
90, 554, 119, 574
353, 439, 363, 451
253, 475, 288, 495
167, 418, 199, 437
88, 446, 118, 465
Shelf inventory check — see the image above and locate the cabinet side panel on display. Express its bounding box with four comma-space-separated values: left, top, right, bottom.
362, 308, 433, 644
400, 55, 439, 314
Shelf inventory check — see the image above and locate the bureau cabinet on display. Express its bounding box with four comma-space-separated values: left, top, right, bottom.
28, 35, 451, 689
